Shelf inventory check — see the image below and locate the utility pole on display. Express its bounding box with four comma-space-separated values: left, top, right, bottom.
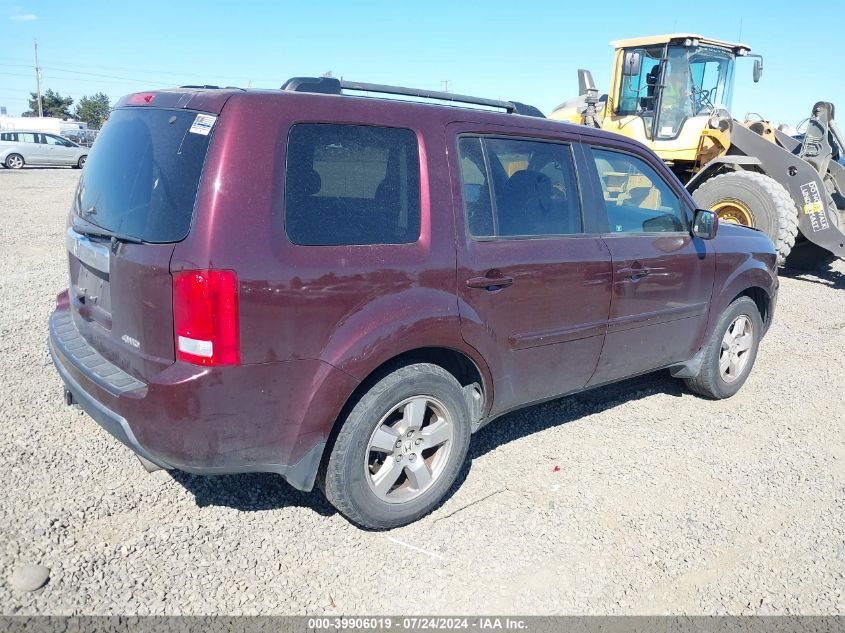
441, 80, 450, 93
34, 39, 43, 117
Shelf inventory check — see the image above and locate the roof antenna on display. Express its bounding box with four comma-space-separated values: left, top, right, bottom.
738, 16, 743, 41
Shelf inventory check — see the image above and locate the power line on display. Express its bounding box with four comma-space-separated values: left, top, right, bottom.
41, 73, 173, 88
0, 57, 256, 83
42, 66, 180, 85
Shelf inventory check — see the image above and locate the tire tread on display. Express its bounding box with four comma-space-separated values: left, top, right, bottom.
684, 296, 761, 399
323, 362, 467, 529
694, 170, 799, 264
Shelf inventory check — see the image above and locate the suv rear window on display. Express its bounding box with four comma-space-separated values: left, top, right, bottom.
285, 123, 421, 246
76, 108, 214, 243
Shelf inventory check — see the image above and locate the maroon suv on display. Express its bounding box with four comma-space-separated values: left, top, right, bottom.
49, 77, 778, 528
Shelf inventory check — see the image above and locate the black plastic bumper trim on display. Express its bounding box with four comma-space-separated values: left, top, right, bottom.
49, 338, 172, 471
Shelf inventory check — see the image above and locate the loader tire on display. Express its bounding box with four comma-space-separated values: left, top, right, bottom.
782, 238, 836, 271
692, 171, 799, 264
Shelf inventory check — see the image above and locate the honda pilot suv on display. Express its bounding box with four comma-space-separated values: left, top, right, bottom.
49, 77, 778, 529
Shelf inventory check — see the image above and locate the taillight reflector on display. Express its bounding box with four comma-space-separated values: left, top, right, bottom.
172, 270, 240, 366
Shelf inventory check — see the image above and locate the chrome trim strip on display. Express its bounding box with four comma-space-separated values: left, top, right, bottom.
66, 227, 110, 274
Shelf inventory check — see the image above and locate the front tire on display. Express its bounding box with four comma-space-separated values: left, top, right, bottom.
74, 155, 87, 169
5, 153, 24, 169
322, 363, 471, 529
693, 171, 799, 264
684, 296, 763, 399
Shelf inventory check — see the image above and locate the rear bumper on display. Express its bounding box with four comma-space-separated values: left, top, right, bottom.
49, 337, 172, 471
48, 307, 358, 490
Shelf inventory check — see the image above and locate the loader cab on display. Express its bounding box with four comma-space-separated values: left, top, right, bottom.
615, 38, 739, 142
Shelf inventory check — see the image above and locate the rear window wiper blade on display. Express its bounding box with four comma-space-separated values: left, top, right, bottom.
71, 222, 146, 244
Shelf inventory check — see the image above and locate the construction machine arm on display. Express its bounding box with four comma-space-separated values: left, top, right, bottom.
692, 113, 845, 258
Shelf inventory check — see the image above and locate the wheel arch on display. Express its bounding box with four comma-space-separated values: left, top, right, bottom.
707, 262, 777, 343
333, 345, 491, 431
314, 345, 492, 491
732, 286, 773, 331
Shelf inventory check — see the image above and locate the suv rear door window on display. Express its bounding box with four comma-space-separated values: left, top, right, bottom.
285, 123, 421, 246
590, 148, 686, 233
76, 108, 215, 243
458, 136, 582, 238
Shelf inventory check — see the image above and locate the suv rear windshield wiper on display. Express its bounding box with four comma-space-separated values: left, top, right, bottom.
71, 220, 146, 244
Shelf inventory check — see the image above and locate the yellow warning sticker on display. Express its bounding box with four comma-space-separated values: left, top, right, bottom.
800, 181, 830, 232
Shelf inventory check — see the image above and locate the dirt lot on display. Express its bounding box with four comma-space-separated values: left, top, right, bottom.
1, 168, 843, 615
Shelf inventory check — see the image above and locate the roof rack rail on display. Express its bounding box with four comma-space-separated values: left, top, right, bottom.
280, 76, 545, 118
179, 85, 245, 90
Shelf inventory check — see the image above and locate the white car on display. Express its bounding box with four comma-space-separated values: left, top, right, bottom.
0, 131, 88, 169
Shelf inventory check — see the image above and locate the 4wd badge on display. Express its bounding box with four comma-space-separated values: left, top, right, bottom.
121, 334, 140, 349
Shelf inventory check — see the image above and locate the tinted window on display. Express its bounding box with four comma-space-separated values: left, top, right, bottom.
591, 148, 686, 233
285, 124, 420, 246
76, 108, 214, 242
0, 133, 16, 142
458, 136, 582, 238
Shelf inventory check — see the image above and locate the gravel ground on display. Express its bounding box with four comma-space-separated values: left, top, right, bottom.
1, 168, 843, 616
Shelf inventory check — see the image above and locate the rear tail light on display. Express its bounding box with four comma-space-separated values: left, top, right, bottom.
172, 270, 240, 366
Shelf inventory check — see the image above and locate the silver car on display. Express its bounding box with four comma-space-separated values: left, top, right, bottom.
0, 131, 88, 169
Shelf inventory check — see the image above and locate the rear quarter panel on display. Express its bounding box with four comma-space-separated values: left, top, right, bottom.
171, 93, 492, 443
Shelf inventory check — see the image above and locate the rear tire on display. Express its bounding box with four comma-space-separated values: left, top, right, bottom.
693, 171, 799, 264
322, 363, 471, 529
684, 296, 762, 399
5, 153, 24, 169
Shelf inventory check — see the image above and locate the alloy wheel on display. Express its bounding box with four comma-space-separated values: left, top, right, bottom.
364, 396, 454, 504
719, 314, 754, 383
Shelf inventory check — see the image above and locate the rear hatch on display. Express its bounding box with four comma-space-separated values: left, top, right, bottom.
66, 103, 218, 382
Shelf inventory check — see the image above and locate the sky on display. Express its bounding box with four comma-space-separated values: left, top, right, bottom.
1, 0, 843, 127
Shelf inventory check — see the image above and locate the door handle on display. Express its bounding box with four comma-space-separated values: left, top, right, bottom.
620, 267, 650, 281
466, 274, 514, 290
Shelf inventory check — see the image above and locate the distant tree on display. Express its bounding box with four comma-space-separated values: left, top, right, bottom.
26, 89, 73, 118
73, 93, 111, 129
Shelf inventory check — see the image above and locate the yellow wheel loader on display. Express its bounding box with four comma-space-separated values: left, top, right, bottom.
550, 34, 845, 267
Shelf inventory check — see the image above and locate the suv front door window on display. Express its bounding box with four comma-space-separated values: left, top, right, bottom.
587, 146, 715, 384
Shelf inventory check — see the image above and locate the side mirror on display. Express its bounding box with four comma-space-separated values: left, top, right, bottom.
692, 208, 719, 239
622, 51, 642, 77
753, 58, 763, 83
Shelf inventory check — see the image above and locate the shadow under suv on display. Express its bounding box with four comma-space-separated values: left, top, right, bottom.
49, 77, 778, 529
